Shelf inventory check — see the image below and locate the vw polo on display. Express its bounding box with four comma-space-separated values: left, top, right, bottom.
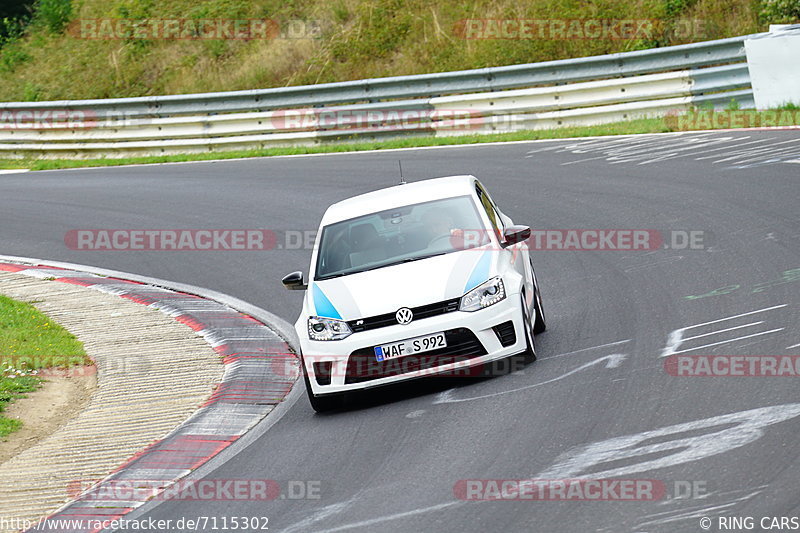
282, 175, 545, 411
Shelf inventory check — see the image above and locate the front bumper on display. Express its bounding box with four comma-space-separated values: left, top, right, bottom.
297, 293, 528, 396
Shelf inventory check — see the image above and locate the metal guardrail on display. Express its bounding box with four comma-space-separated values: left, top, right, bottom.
0, 33, 764, 159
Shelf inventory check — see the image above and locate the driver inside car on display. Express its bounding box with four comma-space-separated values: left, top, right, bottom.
422, 209, 464, 249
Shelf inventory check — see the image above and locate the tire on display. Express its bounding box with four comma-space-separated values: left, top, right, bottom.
518, 292, 537, 363
303, 367, 344, 413
532, 285, 547, 335
531, 261, 547, 334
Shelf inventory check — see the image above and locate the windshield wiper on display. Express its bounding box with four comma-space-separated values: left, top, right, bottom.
399, 252, 447, 263
316, 272, 350, 280
364, 252, 447, 271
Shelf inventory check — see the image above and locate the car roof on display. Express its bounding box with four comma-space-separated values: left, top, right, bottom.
321, 175, 479, 224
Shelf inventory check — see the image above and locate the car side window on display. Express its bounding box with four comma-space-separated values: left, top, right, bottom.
475, 184, 504, 236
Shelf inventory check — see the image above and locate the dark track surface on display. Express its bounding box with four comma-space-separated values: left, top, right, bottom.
2, 130, 800, 532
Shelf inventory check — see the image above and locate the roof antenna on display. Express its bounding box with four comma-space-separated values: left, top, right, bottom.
398, 160, 407, 185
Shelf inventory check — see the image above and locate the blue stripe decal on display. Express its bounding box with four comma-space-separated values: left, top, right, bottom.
312, 284, 342, 319
464, 251, 492, 292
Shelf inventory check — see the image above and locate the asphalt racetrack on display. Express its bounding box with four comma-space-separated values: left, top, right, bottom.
2, 130, 799, 532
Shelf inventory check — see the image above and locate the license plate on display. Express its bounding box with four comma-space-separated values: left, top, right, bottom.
374, 332, 447, 362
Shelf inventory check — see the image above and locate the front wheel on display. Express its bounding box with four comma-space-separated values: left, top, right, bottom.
518, 293, 537, 364
530, 262, 547, 334
532, 284, 546, 334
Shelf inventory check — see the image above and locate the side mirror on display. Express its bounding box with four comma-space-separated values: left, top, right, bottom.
282, 271, 308, 291
502, 225, 531, 247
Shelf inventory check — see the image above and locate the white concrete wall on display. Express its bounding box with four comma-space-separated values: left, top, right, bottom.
745, 28, 800, 109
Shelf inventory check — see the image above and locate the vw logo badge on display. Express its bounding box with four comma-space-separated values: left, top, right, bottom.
396, 307, 413, 325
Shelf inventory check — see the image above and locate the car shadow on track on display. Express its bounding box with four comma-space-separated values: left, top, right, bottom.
313, 353, 539, 415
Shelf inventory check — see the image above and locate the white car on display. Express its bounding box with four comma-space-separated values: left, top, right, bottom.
282, 175, 546, 411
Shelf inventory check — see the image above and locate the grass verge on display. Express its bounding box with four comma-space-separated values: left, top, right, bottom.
1, 109, 799, 171
0, 293, 90, 438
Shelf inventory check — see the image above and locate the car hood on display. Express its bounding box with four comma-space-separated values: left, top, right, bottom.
307, 248, 497, 320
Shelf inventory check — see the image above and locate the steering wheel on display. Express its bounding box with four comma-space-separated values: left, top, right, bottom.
428, 234, 454, 247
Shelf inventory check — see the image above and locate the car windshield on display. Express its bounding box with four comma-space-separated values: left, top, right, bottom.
315, 195, 490, 280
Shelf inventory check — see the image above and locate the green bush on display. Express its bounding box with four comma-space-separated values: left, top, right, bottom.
0, 2, 33, 46
1, 17, 24, 46
664, 0, 698, 17
22, 81, 42, 101
0, 42, 30, 72
760, 0, 800, 23
33, 0, 72, 34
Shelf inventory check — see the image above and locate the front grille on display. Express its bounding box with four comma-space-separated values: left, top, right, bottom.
347, 298, 460, 333
344, 327, 486, 384
493, 321, 516, 347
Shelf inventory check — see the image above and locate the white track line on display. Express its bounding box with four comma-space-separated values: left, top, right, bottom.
672, 328, 784, 354
683, 304, 786, 330
434, 354, 627, 404
681, 321, 764, 342
544, 339, 630, 360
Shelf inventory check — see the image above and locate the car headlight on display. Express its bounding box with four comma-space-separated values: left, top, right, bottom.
308, 316, 352, 341
459, 276, 506, 312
